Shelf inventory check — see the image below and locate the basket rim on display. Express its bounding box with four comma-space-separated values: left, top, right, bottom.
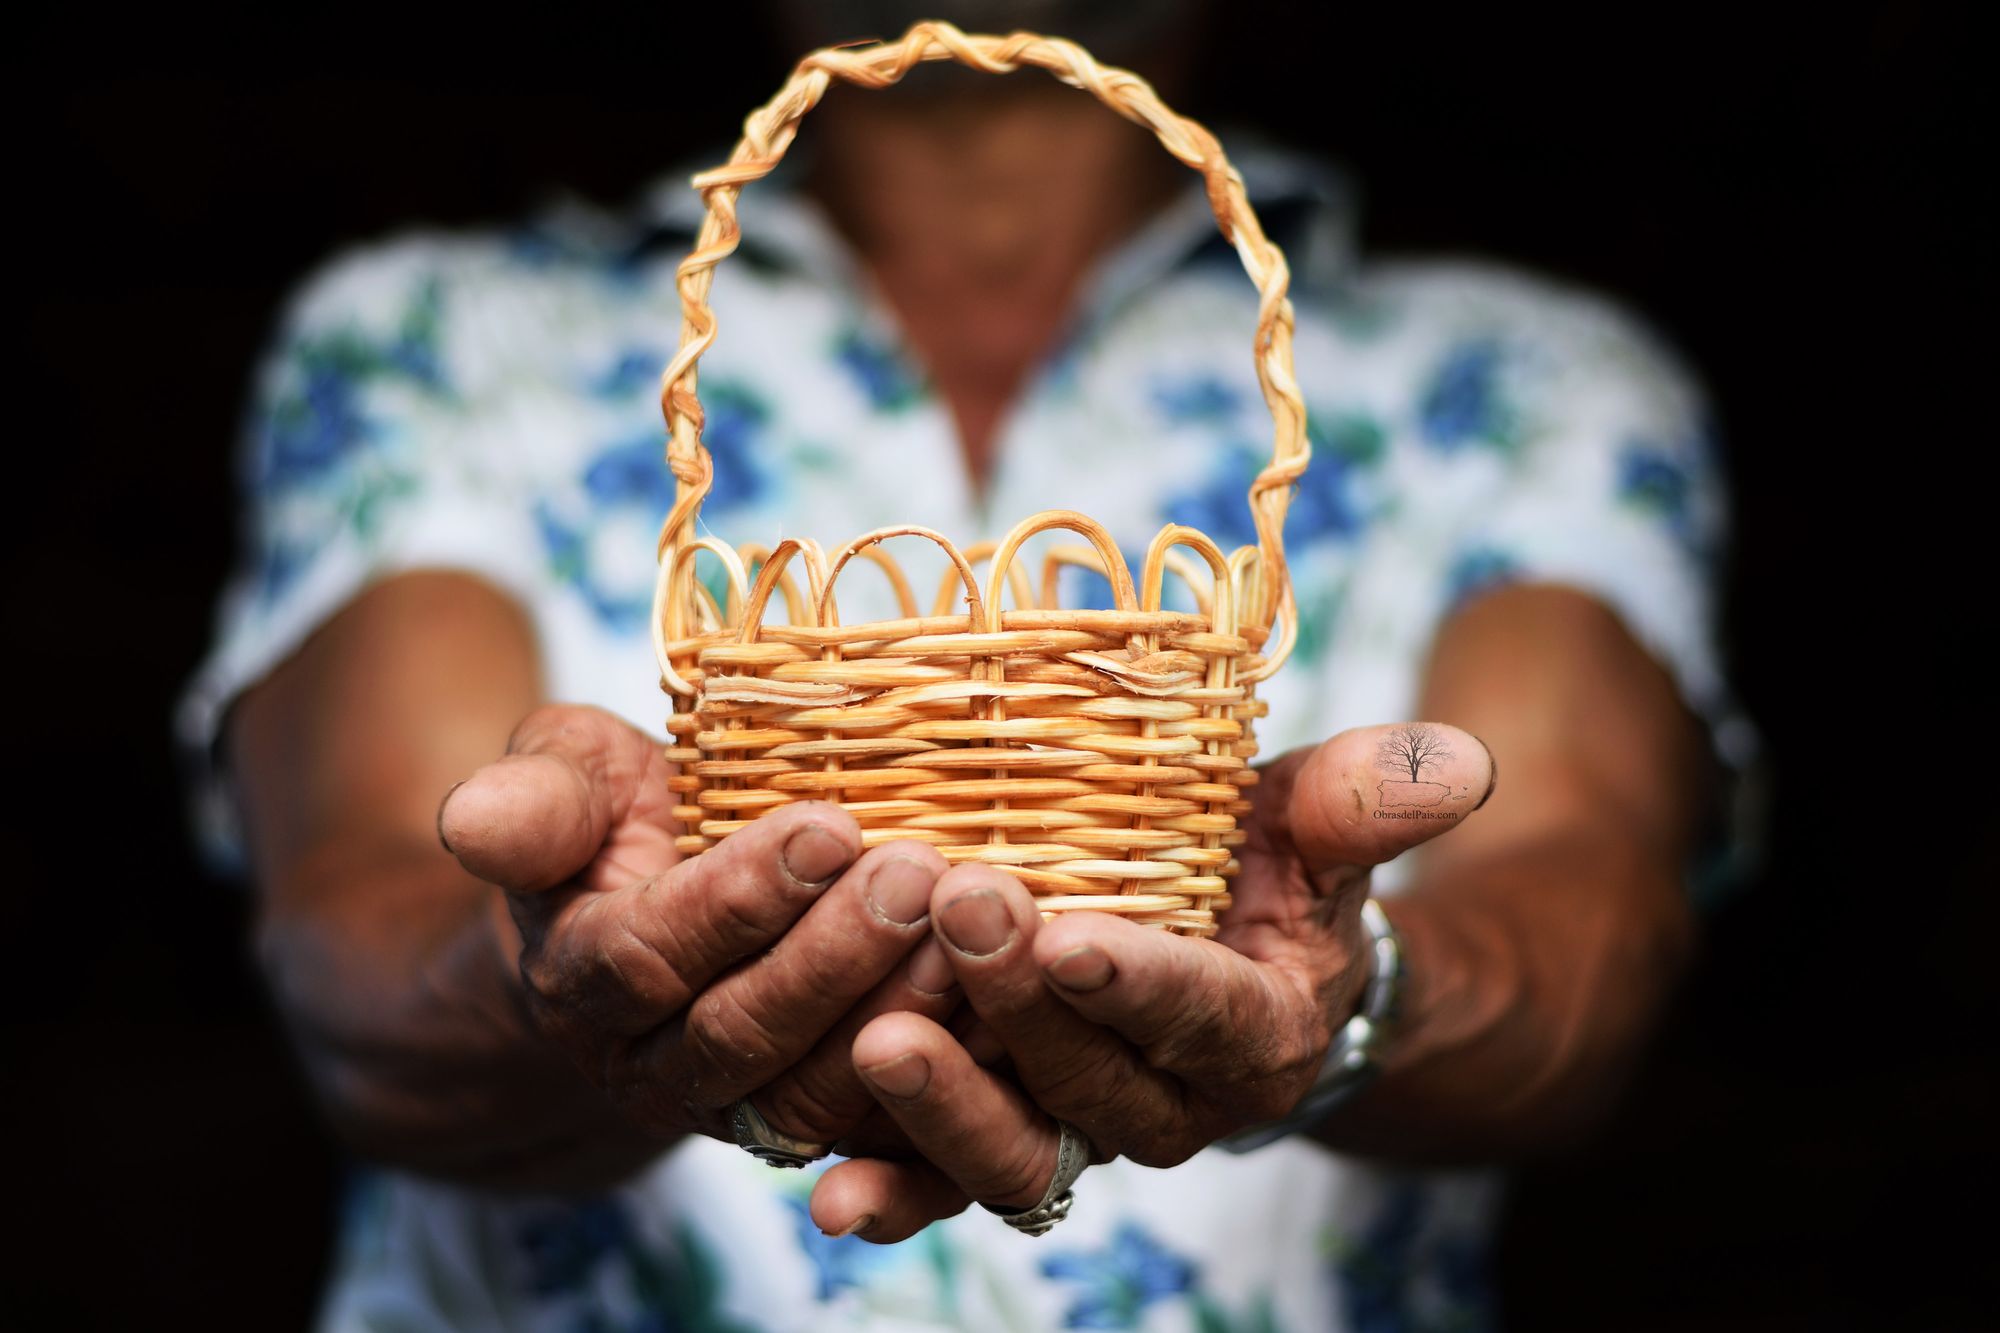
653, 510, 1298, 697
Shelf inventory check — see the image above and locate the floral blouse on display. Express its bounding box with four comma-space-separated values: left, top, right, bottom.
178, 142, 1751, 1332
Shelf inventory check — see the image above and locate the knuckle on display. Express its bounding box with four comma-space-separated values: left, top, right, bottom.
506, 702, 578, 754
760, 1067, 862, 1146
1116, 1084, 1204, 1169
1126, 1120, 1204, 1170
984, 1135, 1054, 1205
538, 899, 683, 1034
1240, 1076, 1304, 1125
1271, 1021, 1321, 1085
1140, 989, 1217, 1070
696, 875, 790, 958
580, 908, 680, 1020
762, 926, 850, 1009
682, 982, 785, 1092
585, 916, 658, 1005
974, 968, 1048, 1025
1023, 1041, 1127, 1122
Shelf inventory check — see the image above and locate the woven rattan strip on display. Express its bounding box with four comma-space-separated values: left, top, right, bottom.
650, 22, 1310, 937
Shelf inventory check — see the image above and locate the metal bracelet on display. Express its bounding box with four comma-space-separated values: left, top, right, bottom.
1217, 898, 1404, 1154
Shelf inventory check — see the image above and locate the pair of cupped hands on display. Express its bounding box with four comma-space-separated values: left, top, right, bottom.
439, 704, 1488, 1243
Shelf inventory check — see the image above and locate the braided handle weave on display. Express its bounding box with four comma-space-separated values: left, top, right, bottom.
655, 21, 1308, 639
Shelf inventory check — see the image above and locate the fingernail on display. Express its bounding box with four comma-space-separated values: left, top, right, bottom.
906, 934, 956, 996
436, 780, 468, 855
824, 1213, 876, 1239
783, 822, 851, 888
1047, 945, 1114, 992
862, 1052, 931, 1101
866, 855, 933, 926
938, 889, 1015, 956
1474, 737, 1498, 811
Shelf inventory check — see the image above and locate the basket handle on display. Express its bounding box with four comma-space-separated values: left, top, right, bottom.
657, 20, 1309, 638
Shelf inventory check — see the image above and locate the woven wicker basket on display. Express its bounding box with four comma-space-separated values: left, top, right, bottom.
651, 22, 1308, 937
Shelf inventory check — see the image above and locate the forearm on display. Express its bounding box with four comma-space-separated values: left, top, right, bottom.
1309, 815, 1694, 1164
257, 831, 676, 1192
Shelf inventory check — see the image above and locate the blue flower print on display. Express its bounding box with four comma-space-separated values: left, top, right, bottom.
382, 279, 446, 384
1163, 445, 1264, 552
581, 383, 769, 516
249, 280, 447, 602
1288, 410, 1385, 545
834, 326, 926, 411
1445, 545, 1522, 608
1418, 339, 1516, 452
780, 1196, 912, 1301
591, 346, 668, 401
1315, 409, 1388, 468
583, 436, 680, 516
516, 1198, 637, 1298
260, 360, 376, 491
1152, 374, 1244, 428
1059, 545, 1155, 613
514, 1201, 760, 1333
256, 278, 446, 495
1333, 1185, 1423, 1333
539, 379, 772, 632
534, 500, 647, 633
505, 224, 575, 269
1162, 407, 1384, 556
696, 381, 773, 513
1615, 439, 1692, 538
1330, 1184, 1491, 1333
256, 538, 311, 605
1040, 1221, 1198, 1330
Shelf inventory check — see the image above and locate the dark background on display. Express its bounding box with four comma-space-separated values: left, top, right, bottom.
11, 5, 1988, 1328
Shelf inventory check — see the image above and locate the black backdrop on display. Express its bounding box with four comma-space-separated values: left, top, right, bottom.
12, 6, 1989, 1328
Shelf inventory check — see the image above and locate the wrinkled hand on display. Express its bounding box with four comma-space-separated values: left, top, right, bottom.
810, 722, 1494, 1242
438, 704, 959, 1151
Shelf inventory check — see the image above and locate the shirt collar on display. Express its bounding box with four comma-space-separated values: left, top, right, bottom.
625, 133, 1356, 313
1079, 137, 1356, 317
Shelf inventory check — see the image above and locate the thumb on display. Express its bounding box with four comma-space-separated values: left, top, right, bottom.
1282, 722, 1497, 876
437, 704, 658, 894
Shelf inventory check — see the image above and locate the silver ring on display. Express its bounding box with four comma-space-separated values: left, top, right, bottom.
728, 1099, 830, 1169
981, 1119, 1090, 1237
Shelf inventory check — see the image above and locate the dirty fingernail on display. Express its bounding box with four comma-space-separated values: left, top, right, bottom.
783, 822, 851, 887
938, 889, 1015, 956
1047, 945, 1115, 992
906, 934, 957, 996
862, 1052, 932, 1101
867, 855, 934, 926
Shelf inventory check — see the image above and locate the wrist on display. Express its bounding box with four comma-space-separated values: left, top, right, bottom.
1218, 898, 1406, 1153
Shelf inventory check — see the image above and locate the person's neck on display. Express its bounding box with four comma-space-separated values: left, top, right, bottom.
807, 85, 1181, 499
